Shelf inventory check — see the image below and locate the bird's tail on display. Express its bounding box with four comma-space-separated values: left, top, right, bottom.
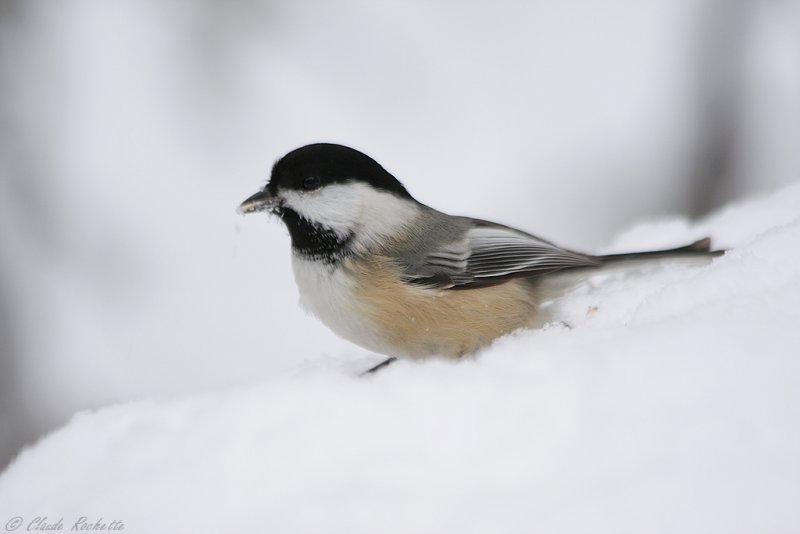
536, 238, 724, 302
594, 237, 724, 266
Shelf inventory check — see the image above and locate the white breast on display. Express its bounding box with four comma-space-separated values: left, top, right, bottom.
291, 254, 391, 356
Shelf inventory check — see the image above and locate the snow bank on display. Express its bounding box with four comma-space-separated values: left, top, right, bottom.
1, 183, 799, 533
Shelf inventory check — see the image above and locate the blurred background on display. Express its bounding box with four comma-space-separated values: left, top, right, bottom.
0, 0, 798, 470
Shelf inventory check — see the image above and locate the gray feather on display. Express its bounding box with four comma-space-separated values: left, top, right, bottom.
388, 208, 599, 289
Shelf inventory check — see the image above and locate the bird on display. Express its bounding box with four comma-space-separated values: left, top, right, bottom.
239, 143, 721, 371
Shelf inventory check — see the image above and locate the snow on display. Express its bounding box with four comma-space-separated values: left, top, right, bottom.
1, 183, 799, 533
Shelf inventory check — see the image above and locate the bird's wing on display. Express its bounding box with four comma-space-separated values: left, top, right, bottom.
402, 221, 600, 289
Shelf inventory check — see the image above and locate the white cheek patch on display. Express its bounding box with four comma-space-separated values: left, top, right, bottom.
281, 184, 364, 237
280, 182, 419, 249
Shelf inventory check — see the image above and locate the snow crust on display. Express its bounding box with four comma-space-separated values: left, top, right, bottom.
1, 183, 799, 533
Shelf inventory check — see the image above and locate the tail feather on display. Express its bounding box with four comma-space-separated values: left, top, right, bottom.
595, 237, 724, 265
536, 238, 724, 302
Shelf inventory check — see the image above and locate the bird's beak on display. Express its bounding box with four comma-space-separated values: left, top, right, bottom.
238, 189, 281, 215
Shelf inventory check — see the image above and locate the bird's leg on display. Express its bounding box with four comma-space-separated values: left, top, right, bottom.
362, 357, 397, 376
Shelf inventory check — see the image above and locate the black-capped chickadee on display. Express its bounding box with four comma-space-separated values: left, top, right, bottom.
240, 143, 721, 367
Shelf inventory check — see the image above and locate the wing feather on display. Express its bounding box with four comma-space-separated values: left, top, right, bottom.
403, 222, 599, 289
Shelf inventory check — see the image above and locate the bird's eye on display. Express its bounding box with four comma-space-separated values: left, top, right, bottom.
302, 176, 321, 190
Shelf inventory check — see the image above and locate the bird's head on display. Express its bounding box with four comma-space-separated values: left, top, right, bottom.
239, 143, 419, 258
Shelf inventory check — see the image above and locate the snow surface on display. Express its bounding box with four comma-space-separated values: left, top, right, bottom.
1, 183, 799, 533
